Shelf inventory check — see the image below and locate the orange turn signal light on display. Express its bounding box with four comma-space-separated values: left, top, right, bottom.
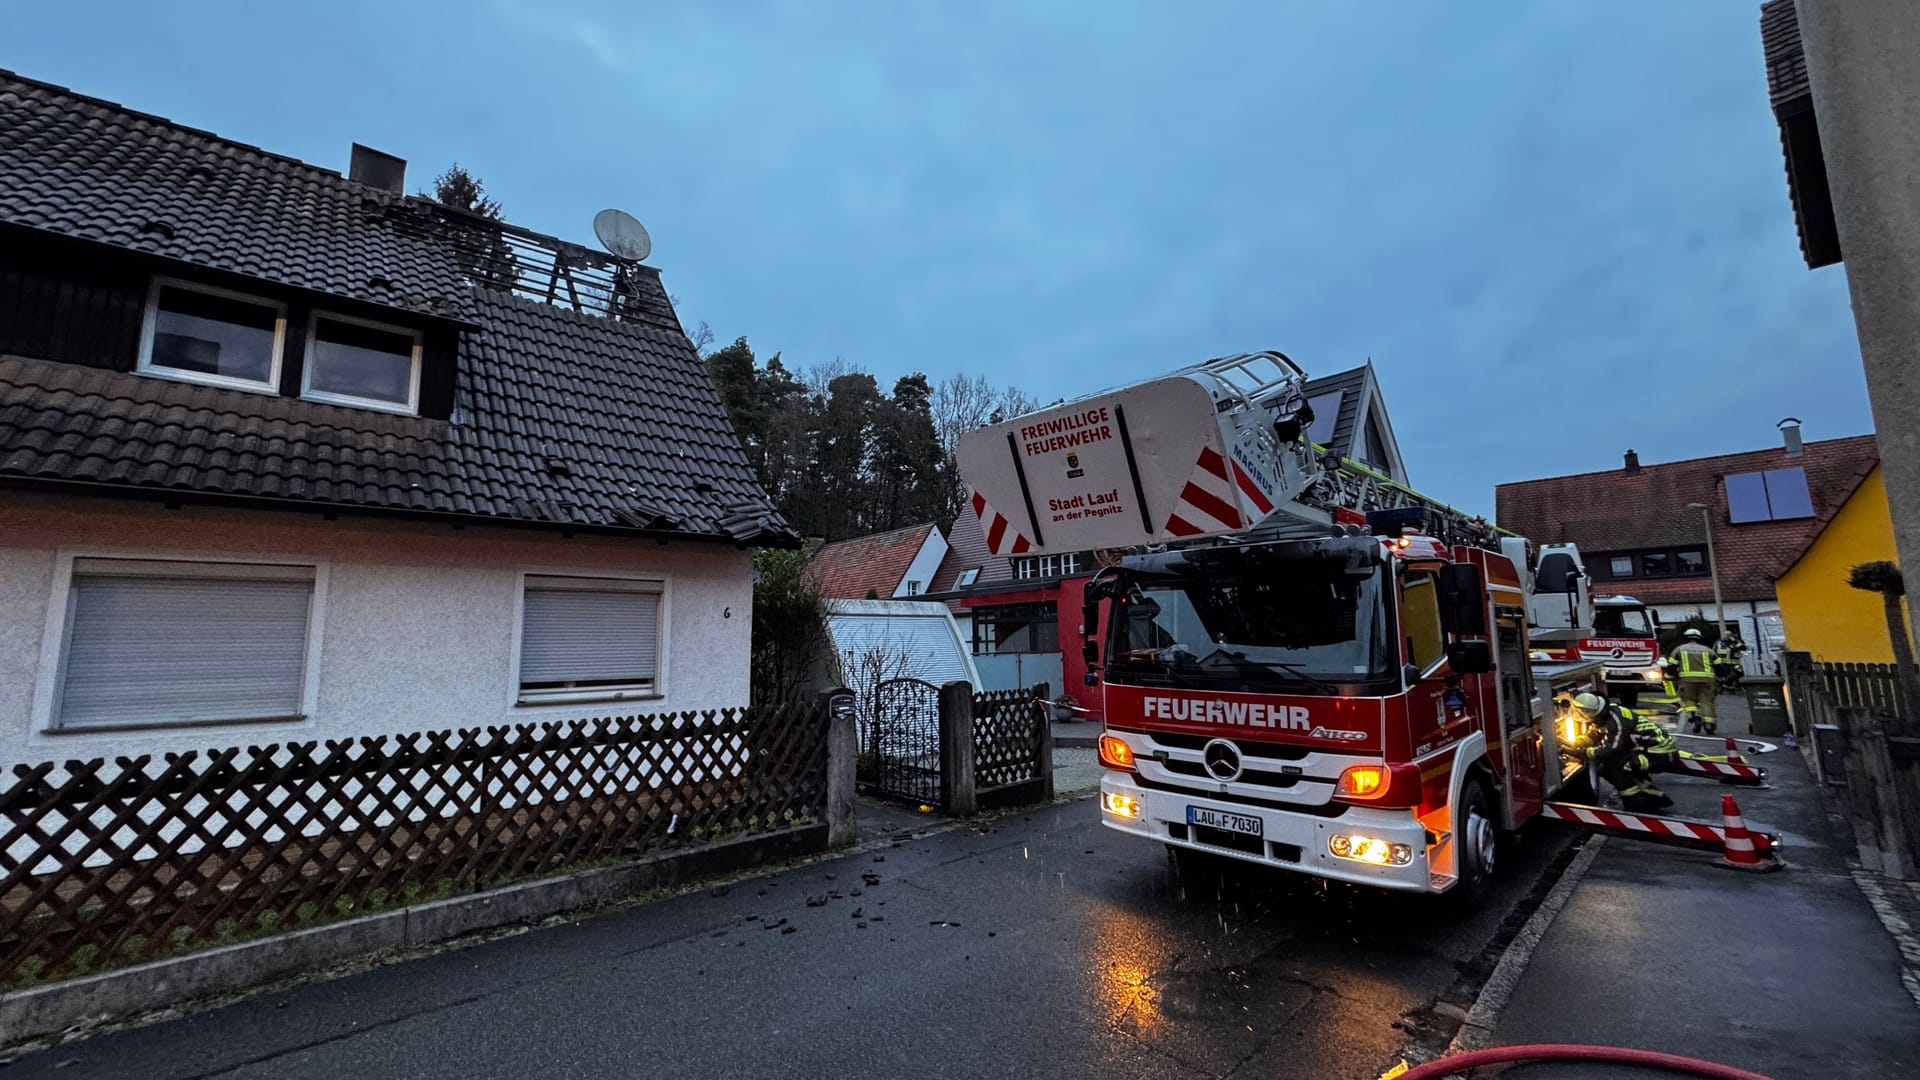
1334, 762, 1422, 807
1339, 764, 1386, 798
1098, 734, 1135, 770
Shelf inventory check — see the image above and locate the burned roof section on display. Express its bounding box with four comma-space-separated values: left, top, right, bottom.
0, 70, 470, 319
0, 68, 791, 546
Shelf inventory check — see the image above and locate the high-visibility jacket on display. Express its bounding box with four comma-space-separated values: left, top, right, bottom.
1672, 641, 1716, 680
1625, 708, 1679, 756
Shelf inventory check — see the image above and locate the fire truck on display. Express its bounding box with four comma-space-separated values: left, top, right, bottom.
955, 352, 1712, 905
1515, 544, 1663, 706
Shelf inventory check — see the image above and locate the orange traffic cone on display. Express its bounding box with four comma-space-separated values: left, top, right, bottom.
1723, 736, 1747, 764
1718, 793, 1780, 872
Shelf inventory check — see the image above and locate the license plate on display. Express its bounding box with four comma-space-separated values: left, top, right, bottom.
1187, 806, 1262, 836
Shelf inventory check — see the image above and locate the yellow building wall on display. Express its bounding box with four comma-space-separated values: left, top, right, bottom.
1776, 465, 1907, 663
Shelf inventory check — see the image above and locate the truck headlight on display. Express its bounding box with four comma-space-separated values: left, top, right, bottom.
1642, 668, 1663, 683
1329, 834, 1413, 866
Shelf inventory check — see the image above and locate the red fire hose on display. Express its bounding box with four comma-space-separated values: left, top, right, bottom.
1395, 1043, 1775, 1080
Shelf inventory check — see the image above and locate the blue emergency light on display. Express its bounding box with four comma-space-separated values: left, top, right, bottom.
1366, 506, 1428, 533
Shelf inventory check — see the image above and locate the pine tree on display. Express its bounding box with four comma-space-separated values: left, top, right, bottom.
429, 165, 504, 219
426, 165, 515, 286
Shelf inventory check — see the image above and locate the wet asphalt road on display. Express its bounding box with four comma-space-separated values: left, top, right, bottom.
3, 798, 1574, 1080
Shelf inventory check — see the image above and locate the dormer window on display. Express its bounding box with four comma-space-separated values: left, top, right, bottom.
302, 313, 422, 414
137, 278, 286, 393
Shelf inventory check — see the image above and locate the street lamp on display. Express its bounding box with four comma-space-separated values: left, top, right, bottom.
1686, 501, 1728, 640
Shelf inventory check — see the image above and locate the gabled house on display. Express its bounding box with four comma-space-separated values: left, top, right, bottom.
807, 522, 947, 599
1774, 461, 1902, 663
0, 70, 792, 764
1496, 426, 1878, 671
1300, 361, 1410, 484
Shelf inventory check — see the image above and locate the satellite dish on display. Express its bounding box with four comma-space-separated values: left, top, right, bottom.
593, 208, 652, 261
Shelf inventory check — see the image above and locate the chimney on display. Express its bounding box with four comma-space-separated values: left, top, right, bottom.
1624, 449, 1641, 475
1780, 417, 1804, 458
348, 143, 406, 194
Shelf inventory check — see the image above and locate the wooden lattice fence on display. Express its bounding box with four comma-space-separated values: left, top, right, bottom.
0, 704, 827, 988
972, 687, 1050, 809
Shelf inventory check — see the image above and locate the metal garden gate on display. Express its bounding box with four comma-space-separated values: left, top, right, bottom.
860, 677, 944, 807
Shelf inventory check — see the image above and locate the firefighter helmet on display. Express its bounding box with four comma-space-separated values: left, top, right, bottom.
1684, 628, 1703, 639
1569, 692, 1606, 718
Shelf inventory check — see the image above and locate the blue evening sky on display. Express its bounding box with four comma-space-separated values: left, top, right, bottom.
7, 1, 1871, 515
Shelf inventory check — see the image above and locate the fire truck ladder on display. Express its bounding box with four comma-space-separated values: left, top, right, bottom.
1307, 454, 1505, 550
1177, 352, 1505, 550
1182, 350, 1316, 414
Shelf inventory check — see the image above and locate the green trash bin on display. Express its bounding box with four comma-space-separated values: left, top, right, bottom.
1743, 676, 1790, 737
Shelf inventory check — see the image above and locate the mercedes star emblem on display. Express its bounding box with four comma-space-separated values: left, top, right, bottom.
1202, 738, 1243, 783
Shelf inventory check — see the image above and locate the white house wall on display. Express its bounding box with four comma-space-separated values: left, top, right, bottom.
891, 529, 949, 597
0, 493, 754, 766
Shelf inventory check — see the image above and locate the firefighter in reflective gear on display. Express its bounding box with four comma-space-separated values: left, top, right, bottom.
1640, 658, 1682, 711
1713, 635, 1744, 667
1569, 693, 1672, 811
1713, 634, 1748, 690
1670, 629, 1719, 734
1626, 706, 1682, 772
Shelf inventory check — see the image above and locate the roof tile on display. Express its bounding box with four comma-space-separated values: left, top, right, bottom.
1496, 435, 1878, 602
809, 523, 938, 599
0, 72, 469, 318
0, 70, 790, 545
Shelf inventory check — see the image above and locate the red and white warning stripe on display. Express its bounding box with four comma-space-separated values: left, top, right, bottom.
1165, 447, 1246, 537
1229, 457, 1275, 518
1675, 758, 1767, 785
1541, 801, 1738, 848
969, 489, 1033, 556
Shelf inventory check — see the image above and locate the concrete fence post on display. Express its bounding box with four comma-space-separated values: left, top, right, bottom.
1031, 681, 1055, 801
821, 687, 858, 848
939, 681, 977, 816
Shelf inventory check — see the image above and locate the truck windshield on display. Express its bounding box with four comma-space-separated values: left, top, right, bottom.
1594, 608, 1652, 636
1105, 562, 1390, 693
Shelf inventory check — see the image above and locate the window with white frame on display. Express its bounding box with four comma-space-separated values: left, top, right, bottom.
954, 568, 980, 588
52, 558, 316, 730
518, 575, 664, 703
905, 579, 922, 595
1012, 552, 1083, 580
303, 312, 423, 413
137, 279, 287, 393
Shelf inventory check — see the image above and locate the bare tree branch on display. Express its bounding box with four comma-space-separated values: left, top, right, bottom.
931, 373, 998, 455
805, 356, 862, 400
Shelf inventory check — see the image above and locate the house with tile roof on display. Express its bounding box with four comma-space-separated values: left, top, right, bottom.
1297, 361, 1409, 485
0, 70, 791, 762
1495, 425, 1879, 672
1774, 462, 1904, 663
806, 523, 947, 600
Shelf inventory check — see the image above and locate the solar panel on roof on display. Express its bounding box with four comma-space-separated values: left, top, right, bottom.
1726, 471, 1771, 523
1764, 467, 1814, 520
